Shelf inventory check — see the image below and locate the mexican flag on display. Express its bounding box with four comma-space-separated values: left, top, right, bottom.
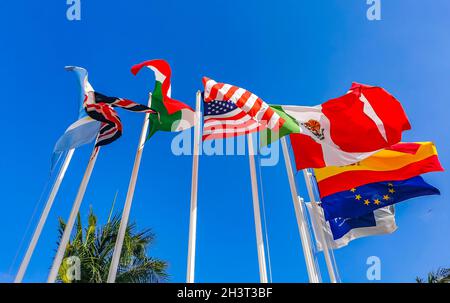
131, 59, 196, 139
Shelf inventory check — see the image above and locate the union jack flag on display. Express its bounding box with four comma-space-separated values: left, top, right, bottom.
66, 66, 155, 147
90, 92, 152, 113
84, 92, 155, 147
83, 90, 156, 148
202, 77, 285, 141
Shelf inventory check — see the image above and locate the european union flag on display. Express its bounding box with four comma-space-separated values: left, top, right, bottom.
321, 176, 440, 221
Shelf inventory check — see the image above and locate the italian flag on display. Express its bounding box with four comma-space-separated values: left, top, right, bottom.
131, 59, 196, 139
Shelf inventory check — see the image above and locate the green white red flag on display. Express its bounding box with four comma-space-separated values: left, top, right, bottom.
132, 59, 196, 139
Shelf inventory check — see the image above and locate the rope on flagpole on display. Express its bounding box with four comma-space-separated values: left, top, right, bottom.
186, 91, 202, 283
47, 146, 100, 283
309, 170, 341, 282
302, 169, 338, 283
281, 137, 321, 283
106, 94, 152, 283
256, 152, 273, 283
247, 133, 268, 283
291, 168, 323, 278
9, 170, 54, 277
13, 149, 75, 282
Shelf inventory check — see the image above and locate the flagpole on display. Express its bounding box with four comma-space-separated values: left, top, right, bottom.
14, 149, 75, 283
302, 169, 337, 283
280, 137, 320, 283
47, 145, 100, 283
247, 133, 268, 283
107, 94, 152, 283
186, 91, 201, 283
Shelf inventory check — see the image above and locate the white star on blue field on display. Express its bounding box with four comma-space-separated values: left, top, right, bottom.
0, 0, 449, 282
204, 100, 237, 116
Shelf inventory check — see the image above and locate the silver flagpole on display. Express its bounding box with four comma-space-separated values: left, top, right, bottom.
15, 149, 75, 283
280, 137, 321, 283
107, 94, 152, 283
47, 146, 100, 283
186, 91, 202, 283
247, 133, 268, 283
302, 169, 338, 283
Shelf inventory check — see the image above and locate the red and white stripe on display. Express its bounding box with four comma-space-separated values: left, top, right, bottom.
202, 106, 261, 140
202, 77, 285, 131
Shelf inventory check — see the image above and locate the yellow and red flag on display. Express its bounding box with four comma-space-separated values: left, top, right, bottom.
314, 142, 444, 198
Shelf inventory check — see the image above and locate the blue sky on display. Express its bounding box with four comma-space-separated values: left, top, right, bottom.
0, 0, 449, 282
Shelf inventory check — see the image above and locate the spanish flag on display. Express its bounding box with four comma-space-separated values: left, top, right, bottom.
314, 142, 443, 198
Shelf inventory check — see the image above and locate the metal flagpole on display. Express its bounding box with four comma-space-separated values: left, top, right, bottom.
186, 91, 201, 283
247, 133, 268, 283
47, 146, 100, 283
302, 169, 338, 283
14, 149, 75, 283
107, 94, 152, 283
280, 137, 320, 283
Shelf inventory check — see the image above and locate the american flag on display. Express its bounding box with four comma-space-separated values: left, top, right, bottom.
202, 99, 261, 140
202, 77, 285, 141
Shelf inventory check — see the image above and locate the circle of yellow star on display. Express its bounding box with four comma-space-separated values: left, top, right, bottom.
364, 199, 370, 205
389, 188, 395, 194
355, 194, 362, 200
383, 195, 390, 201
388, 183, 394, 187
374, 199, 381, 205
350, 188, 357, 193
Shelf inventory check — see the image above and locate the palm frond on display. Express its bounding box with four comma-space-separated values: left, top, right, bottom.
55, 208, 167, 283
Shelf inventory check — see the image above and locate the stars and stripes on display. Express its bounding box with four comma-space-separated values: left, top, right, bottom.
202, 77, 285, 140
202, 98, 262, 140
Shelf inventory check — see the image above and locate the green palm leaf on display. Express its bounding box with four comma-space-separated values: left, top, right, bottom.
55, 208, 168, 283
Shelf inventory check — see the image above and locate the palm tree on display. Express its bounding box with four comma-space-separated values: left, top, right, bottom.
56, 208, 168, 283
416, 268, 450, 283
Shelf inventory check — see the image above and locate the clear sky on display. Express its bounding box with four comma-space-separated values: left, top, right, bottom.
0, 0, 449, 283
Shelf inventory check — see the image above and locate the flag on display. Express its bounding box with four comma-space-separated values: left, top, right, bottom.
65, 66, 155, 147
202, 77, 299, 142
315, 142, 444, 198
51, 68, 102, 169
131, 59, 196, 139
307, 204, 397, 250
320, 176, 440, 221
286, 82, 411, 169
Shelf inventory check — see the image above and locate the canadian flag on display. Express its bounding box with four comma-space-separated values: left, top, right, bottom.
288, 83, 411, 170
